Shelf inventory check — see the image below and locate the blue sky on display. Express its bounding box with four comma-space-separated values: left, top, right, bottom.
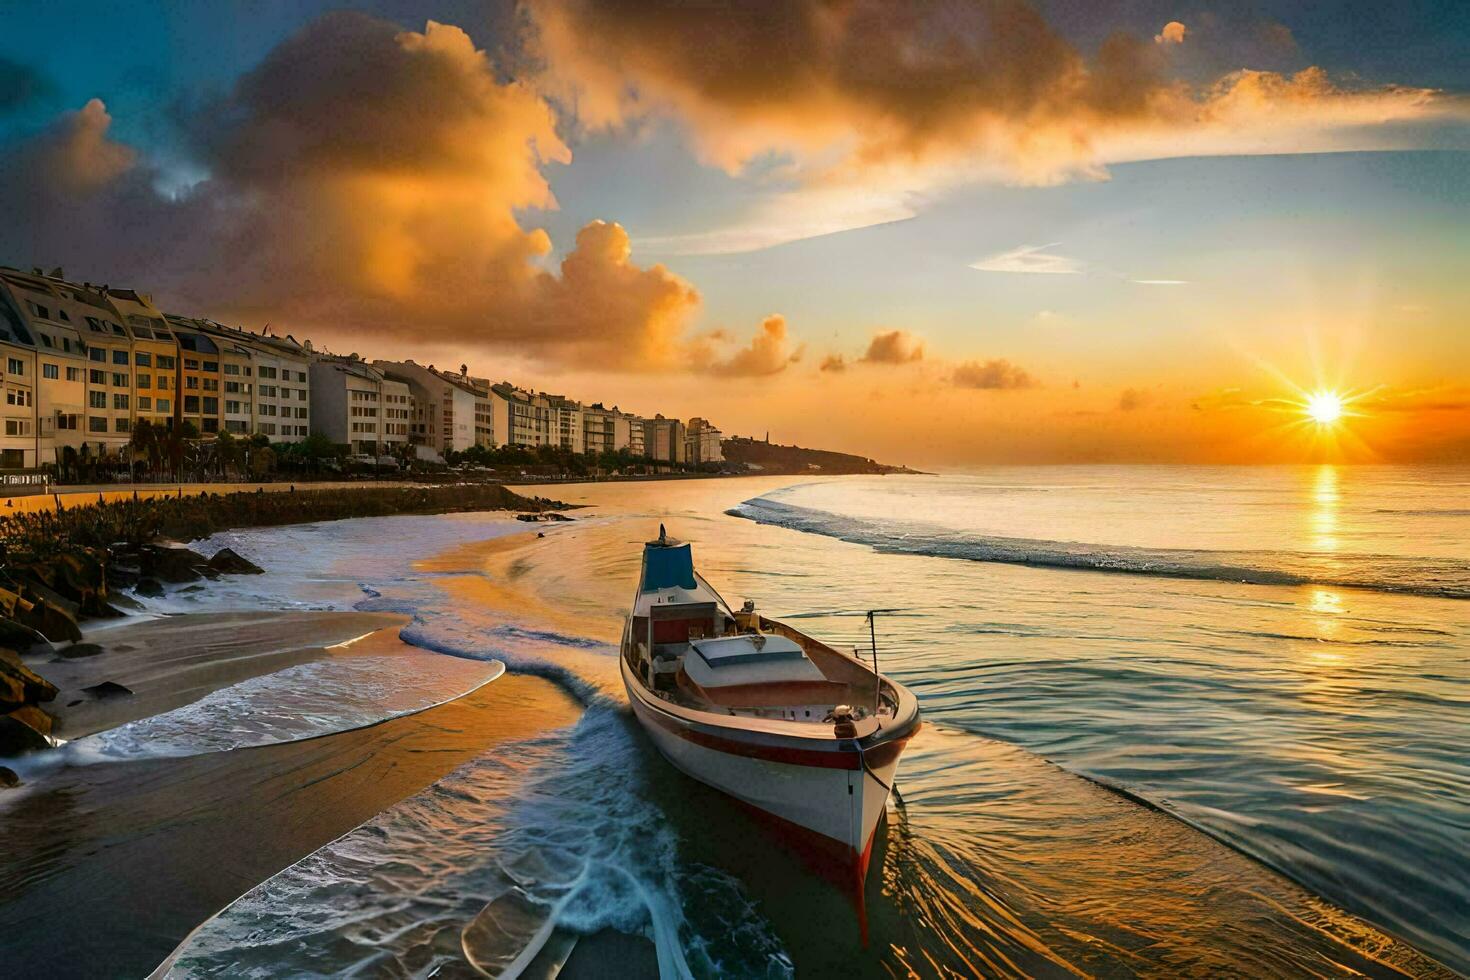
1, 1, 1466, 462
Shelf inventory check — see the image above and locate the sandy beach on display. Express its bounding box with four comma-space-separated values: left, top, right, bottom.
41, 610, 412, 738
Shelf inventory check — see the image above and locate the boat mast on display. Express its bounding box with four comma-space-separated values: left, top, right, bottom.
866, 610, 879, 715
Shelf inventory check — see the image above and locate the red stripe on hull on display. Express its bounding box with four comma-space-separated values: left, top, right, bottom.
633, 695, 863, 770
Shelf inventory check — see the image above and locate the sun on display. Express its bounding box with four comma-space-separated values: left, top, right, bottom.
1305, 390, 1344, 424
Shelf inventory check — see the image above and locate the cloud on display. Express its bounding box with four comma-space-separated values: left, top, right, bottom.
0, 13, 795, 374
1130, 279, 1189, 285
819, 353, 847, 373
0, 57, 53, 112
860, 329, 924, 364
1118, 387, 1148, 410
699, 314, 802, 376
953, 359, 1038, 390
1154, 22, 1187, 45
971, 243, 1085, 275
525, 0, 1456, 197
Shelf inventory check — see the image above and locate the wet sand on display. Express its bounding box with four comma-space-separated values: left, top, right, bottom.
45, 610, 411, 738
0, 672, 581, 977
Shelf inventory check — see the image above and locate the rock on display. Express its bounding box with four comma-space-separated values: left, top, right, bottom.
0, 649, 59, 704
206, 547, 265, 575
135, 577, 165, 598
140, 545, 208, 584
54, 642, 105, 660
106, 563, 142, 589
0, 705, 54, 755
81, 680, 133, 701
0, 765, 19, 788
545, 512, 573, 521
17, 593, 83, 644
107, 592, 144, 612
0, 618, 54, 654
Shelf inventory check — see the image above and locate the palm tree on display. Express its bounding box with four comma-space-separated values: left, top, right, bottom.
129, 419, 158, 482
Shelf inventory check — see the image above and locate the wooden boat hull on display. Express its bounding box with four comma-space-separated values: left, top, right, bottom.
622, 653, 918, 879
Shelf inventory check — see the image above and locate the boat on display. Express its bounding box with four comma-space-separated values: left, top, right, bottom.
621, 526, 921, 882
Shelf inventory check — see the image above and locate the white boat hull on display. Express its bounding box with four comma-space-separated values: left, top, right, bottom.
624, 662, 912, 877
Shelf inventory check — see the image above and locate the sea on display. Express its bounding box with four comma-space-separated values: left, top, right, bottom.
4, 466, 1467, 978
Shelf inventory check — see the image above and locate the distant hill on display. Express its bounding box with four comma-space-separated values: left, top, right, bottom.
721, 436, 924, 475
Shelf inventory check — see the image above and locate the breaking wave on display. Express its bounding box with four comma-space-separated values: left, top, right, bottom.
72, 654, 505, 761
730, 497, 1470, 599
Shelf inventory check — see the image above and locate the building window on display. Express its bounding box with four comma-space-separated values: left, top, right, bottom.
138, 397, 152, 411
203, 417, 218, 433
184, 358, 199, 371
157, 355, 176, 370
258, 366, 276, 379
203, 361, 218, 373
56, 414, 78, 430
112, 372, 128, 387
260, 422, 276, 435
87, 417, 106, 432
90, 369, 106, 385
135, 352, 151, 367
184, 396, 199, 413
89, 348, 105, 362
112, 349, 128, 365
155, 398, 170, 413
202, 397, 218, 414
28, 302, 50, 320
185, 377, 198, 390
156, 375, 170, 390
225, 419, 247, 433
7, 358, 23, 375
88, 391, 106, 409
66, 367, 82, 382
115, 417, 131, 433
203, 378, 218, 391
6, 388, 31, 407
136, 374, 150, 389
112, 393, 129, 410
5, 419, 31, 436
42, 363, 59, 380
224, 363, 240, 375
225, 400, 241, 414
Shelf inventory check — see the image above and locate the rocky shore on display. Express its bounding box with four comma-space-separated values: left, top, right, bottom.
0, 482, 567, 760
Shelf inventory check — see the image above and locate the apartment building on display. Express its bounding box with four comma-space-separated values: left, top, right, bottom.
582, 403, 633, 457
0, 269, 90, 467
685, 417, 724, 464
309, 355, 411, 455
489, 383, 553, 448
547, 395, 585, 454
167, 319, 223, 435
242, 332, 311, 442
627, 416, 647, 457
372, 360, 487, 454
643, 415, 686, 464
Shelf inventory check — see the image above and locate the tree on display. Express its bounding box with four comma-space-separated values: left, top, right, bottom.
129, 419, 159, 481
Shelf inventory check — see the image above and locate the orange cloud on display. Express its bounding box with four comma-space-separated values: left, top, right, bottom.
526, 0, 1455, 189
953, 359, 1038, 390
698, 314, 803, 377
0, 13, 796, 374
1154, 21, 1187, 45
860, 330, 925, 365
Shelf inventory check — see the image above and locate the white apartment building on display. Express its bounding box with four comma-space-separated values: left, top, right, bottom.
547, 396, 585, 455
373, 360, 486, 454
627, 416, 647, 457
243, 332, 311, 442
685, 417, 724, 464
309, 355, 411, 455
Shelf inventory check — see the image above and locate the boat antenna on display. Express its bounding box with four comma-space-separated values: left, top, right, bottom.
866, 609, 899, 716
658, 523, 667, 544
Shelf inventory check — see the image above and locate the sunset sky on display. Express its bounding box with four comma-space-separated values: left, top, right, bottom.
1, 1, 1466, 466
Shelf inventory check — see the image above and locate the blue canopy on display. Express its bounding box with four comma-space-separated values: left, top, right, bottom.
641, 542, 696, 592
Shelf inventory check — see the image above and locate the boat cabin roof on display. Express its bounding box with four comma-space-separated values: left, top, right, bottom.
684, 634, 826, 689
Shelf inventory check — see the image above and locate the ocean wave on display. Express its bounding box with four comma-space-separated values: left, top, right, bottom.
731, 497, 1470, 599
154, 705, 791, 979
71, 654, 505, 761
